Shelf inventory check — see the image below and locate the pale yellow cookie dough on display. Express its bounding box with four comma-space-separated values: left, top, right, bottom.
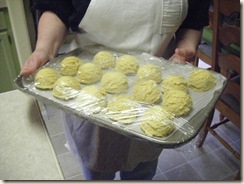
142, 105, 175, 124
34, 67, 60, 89
60, 56, 82, 76
162, 74, 188, 93
76, 63, 103, 84
132, 80, 161, 104
188, 69, 216, 92
52, 76, 81, 100
115, 55, 139, 75
136, 64, 162, 84
106, 95, 139, 124
101, 71, 128, 94
140, 114, 175, 137
93, 51, 116, 69
75, 86, 107, 114
140, 106, 175, 137
162, 90, 193, 116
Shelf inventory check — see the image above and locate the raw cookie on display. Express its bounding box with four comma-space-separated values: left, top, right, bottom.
34, 67, 60, 89
76, 63, 103, 84
140, 106, 175, 137
101, 71, 128, 94
106, 95, 139, 124
132, 80, 161, 104
52, 76, 81, 100
93, 51, 116, 69
162, 74, 188, 93
188, 69, 216, 92
136, 64, 162, 84
115, 54, 139, 75
60, 56, 82, 76
75, 86, 107, 114
162, 90, 193, 116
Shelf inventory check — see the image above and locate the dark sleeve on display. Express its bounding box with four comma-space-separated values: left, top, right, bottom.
33, 0, 90, 31
69, 0, 91, 31
33, 0, 74, 28
179, 0, 211, 30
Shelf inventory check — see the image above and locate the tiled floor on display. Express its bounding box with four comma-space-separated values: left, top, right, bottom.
40, 104, 240, 181
39, 61, 241, 181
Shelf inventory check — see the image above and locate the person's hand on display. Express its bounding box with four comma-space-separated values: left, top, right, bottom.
20, 49, 51, 77
169, 48, 196, 64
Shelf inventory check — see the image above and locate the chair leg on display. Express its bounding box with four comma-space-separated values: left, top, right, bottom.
207, 127, 240, 159
210, 118, 229, 129
193, 55, 199, 67
196, 109, 215, 147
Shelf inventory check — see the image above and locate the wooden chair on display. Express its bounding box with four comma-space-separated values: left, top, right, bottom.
195, 0, 241, 180
196, 53, 240, 179
197, 53, 241, 149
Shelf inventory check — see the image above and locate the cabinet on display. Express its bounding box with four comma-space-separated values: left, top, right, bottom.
0, 8, 20, 93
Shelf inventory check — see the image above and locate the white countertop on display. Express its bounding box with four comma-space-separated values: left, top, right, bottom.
0, 90, 63, 180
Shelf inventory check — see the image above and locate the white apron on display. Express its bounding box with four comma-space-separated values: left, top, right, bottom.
70, 0, 188, 57
64, 0, 188, 172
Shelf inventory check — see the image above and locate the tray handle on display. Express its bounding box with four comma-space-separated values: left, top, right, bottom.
14, 75, 27, 91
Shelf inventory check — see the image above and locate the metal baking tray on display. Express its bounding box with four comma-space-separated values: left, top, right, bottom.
15, 45, 227, 148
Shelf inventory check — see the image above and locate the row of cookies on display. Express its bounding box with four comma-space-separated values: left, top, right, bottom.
34, 51, 163, 99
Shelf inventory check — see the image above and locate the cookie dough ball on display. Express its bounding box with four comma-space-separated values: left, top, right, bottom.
162, 90, 193, 116
140, 106, 175, 137
188, 69, 216, 92
101, 71, 128, 94
93, 51, 116, 69
76, 63, 103, 84
34, 67, 60, 89
136, 64, 162, 84
60, 56, 82, 76
162, 74, 188, 93
52, 76, 81, 100
75, 86, 107, 114
106, 95, 139, 124
115, 55, 139, 75
132, 80, 161, 104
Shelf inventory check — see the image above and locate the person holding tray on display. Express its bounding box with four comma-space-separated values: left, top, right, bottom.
21, 0, 211, 180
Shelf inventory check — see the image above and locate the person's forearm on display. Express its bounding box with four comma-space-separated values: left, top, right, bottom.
35, 11, 68, 60
20, 11, 68, 76
169, 29, 202, 63
175, 28, 202, 53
